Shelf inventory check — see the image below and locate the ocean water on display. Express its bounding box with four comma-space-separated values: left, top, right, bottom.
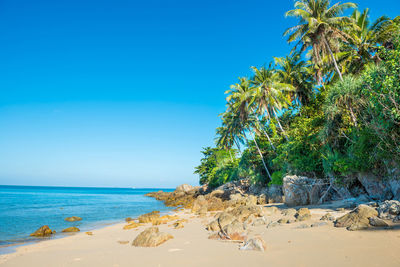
0, 185, 173, 253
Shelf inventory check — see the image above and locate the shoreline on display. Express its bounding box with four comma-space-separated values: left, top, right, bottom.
2, 201, 400, 266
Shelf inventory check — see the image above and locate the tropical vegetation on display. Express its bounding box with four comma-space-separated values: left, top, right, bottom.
195, 0, 400, 190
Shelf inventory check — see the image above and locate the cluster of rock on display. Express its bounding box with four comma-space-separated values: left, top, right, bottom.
333, 200, 400, 230
30, 216, 83, 238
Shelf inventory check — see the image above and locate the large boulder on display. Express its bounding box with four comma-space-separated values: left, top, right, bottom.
357, 173, 393, 200
377, 200, 400, 220
30, 225, 54, 237
282, 175, 324, 206
230, 205, 262, 222
175, 184, 193, 193
132, 227, 173, 247
389, 180, 400, 200
334, 204, 378, 231
260, 185, 284, 203
191, 195, 208, 213
217, 212, 236, 229
214, 179, 251, 200
65, 216, 82, 222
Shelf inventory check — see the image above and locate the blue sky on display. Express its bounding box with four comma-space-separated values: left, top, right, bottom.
0, 0, 398, 187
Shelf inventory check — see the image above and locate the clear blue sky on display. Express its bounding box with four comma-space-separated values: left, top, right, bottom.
0, 0, 398, 188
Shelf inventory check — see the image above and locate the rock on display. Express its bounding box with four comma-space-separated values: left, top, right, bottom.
311, 222, 327, 227
207, 197, 225, 211
266, 185, 284, 203
85, 232, 93, 235
132, 227, 173, 247
138, 211, 160, 224
264, 206, 279, 216
230, 205, 262, 222
389, 180, 400, 200
283, 175, 324, 206
334, 204, 378, 231
218, 212, 236, 229
257, 194, 267, 205
175, 184, 193, 193
245, 195, 258, 206
320, 213, 335, 221
357, 173, 393, 200
30, 225, 54, 237
239, 236, 267, 252
214, 179, 251, 200
296, 224, 310, 229
123, 222, 142, 230
281, 208, 296, 217
65, 216, 82, 222
222, 220, 244, 236
295, 208, 311, 221
173, 221, 185, 229
377, 200, 400, 220
62, 227, 80, 232
191, 195, 208, 213
209, 189, 225, 199
125, 217, 133, 222
266, 221, 279, 228
369, 217, 389, 227
118, 241, 129, 245
206, 220, 220, 232
278, 218, 289, 224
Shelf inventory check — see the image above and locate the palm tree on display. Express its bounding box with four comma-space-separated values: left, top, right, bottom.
224, 78, 272, 180
284, 0, 357, 82
274, 51, 314, 106
250, 64, 294, 140
339, 8, 393, 74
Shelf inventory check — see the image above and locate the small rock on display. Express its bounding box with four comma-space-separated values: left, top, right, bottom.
311, 222, 327, 227
123, 222, 142, 230
296, 224, 310, 229
85, 232, 93, 235
65, 216, 82, 222
369, 217, 389, 227
62, 227, 80, 232
281, 208, 296, 217
320, 213, 335, 221
30, 225, 54, 237
278, 218, 289, 224
138, 211, 160, 224
239, 236, 267, 252
118, 241, 129, 245
295, 208, 311, 221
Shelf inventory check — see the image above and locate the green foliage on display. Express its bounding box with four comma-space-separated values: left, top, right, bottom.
195, 3, 400, 187
269, 171, 284, 186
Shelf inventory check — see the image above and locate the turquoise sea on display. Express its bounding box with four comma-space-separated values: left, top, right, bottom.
0, 185, 173, 253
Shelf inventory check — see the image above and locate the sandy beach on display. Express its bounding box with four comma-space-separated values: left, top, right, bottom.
2, 203, 400, 267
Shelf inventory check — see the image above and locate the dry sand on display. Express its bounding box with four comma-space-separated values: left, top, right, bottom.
1, 205, 400, 267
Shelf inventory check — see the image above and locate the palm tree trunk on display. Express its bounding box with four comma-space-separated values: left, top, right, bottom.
273, 109, 289, 141
262, 128, 276, 151
228, 150, 234, 162
349, 105, 358, 126
324, 37, 343, 81
249, 131, 272, 181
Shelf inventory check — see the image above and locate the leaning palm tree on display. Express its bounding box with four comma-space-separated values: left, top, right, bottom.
274, 51, 314, 106
224, 78, 272, 180
250, 64, 294, 140
284, 0, 357, 82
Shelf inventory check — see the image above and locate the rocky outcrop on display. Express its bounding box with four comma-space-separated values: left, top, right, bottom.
191, 195, 208, 213
30, 225, 55, 237
334, 204, 378, 230
377, 200, 400, 220
123, 221, 142, 230
283, 175, 324, 206
389, 180, 400, 200
138, 211, 160, 224
369, 217, 389, 227
320, 213, 335, 221
65, 216, 82, 222
175, 184, 193, 193
132, 227, 173, 247
357, 173, 393, 200
240, 236, 267, 252
62, 227, 80, 232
